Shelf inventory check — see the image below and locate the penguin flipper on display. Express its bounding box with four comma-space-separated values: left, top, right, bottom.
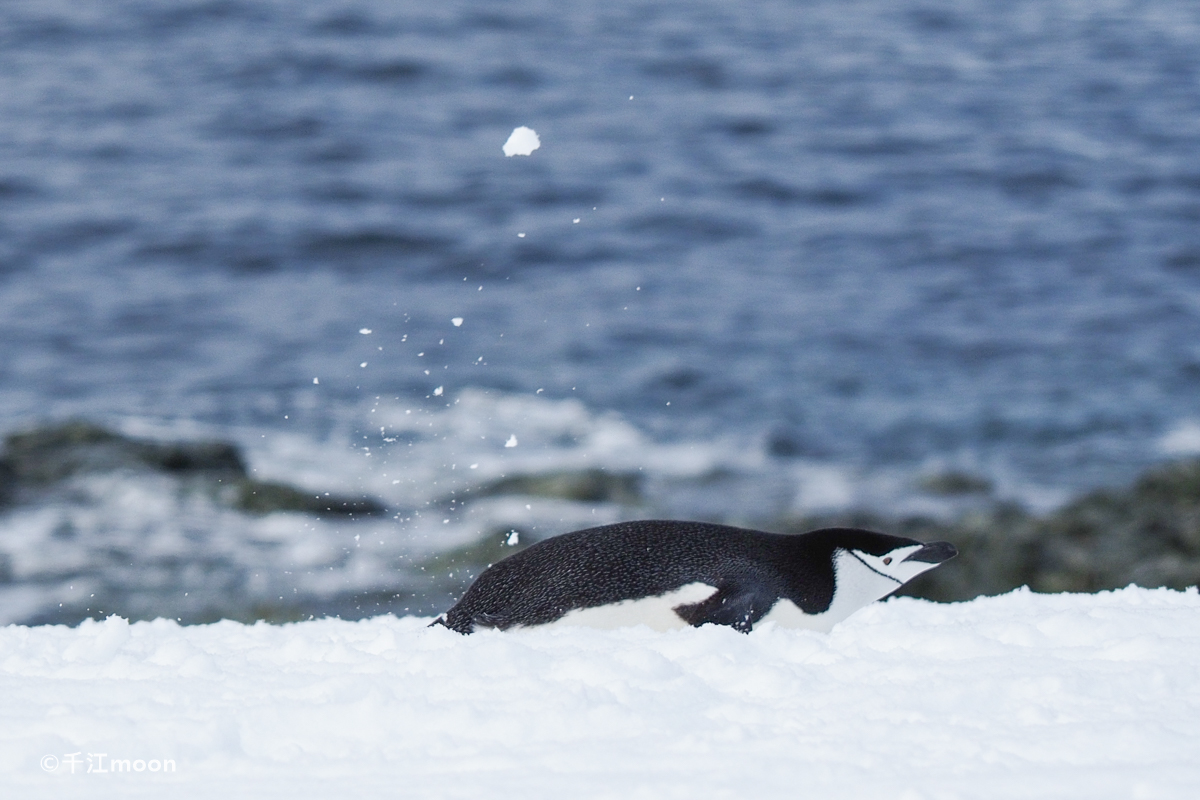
673, 583, 771, 633
436, 608, 507, 634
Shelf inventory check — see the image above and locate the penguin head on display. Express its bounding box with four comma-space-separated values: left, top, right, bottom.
843, 538, 959, 586
801, 528, 958, 611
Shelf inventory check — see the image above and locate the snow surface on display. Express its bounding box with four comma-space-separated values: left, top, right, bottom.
4, 587, 1200, 799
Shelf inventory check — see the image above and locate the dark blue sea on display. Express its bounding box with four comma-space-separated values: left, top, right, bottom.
3, 0, 1200, 623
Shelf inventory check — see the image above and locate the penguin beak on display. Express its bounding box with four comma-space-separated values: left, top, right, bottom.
902, 541, 958, 564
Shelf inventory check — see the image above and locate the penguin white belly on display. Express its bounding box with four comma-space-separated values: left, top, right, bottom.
759, 549, 907, 632
758, 598, 837, 631
543, 582, 719, 631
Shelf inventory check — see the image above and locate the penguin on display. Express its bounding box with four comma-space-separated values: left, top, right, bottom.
433, 520, 956, 634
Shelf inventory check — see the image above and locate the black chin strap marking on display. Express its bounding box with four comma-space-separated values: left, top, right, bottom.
844, 549, 903, 585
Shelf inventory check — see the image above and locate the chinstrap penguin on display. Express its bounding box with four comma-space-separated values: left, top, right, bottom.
433, 520, 956, 634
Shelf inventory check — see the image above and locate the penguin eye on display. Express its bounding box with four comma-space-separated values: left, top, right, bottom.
882, 557, 893, 565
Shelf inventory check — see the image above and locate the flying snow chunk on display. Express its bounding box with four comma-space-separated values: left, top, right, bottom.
359, 328, 372, 335
433, 386, 443, 396
451, 317, 463, 327
503, 126, 540, 157
506, 531, 520, 546
505, 435, 518, 448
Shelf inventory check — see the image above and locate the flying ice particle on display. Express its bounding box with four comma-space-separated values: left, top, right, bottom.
505, 435, 518, 448
313, 377, 319, 384
434, 386, 444, 396
359, 328, 372, 335
506, 531, 520, 546
502, 126, 540, 156
452, 317, 463, 327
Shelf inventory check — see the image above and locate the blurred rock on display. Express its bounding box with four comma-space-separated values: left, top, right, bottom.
472, 468, 642, 505
917, 470, 993, 496
232, 480, 385, 517
2, 420, 245, 485
0, 420, 384, 517
1030, 459, 1200, 593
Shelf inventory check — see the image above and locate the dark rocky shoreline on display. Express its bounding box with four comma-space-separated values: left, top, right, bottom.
1, 420, 1197, 626
0, 421, 385, 518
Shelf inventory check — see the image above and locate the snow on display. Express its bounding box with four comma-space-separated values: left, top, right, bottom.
4, 587, 1199, 799
502, 126, 540, 156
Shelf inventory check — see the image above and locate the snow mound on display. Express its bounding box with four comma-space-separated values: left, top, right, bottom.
4, 587, 1199, 799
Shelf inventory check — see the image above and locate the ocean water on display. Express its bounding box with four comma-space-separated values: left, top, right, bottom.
3, 0, 1200, 623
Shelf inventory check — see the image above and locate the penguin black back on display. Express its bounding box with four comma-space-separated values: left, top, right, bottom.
435, 520, 956, 634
